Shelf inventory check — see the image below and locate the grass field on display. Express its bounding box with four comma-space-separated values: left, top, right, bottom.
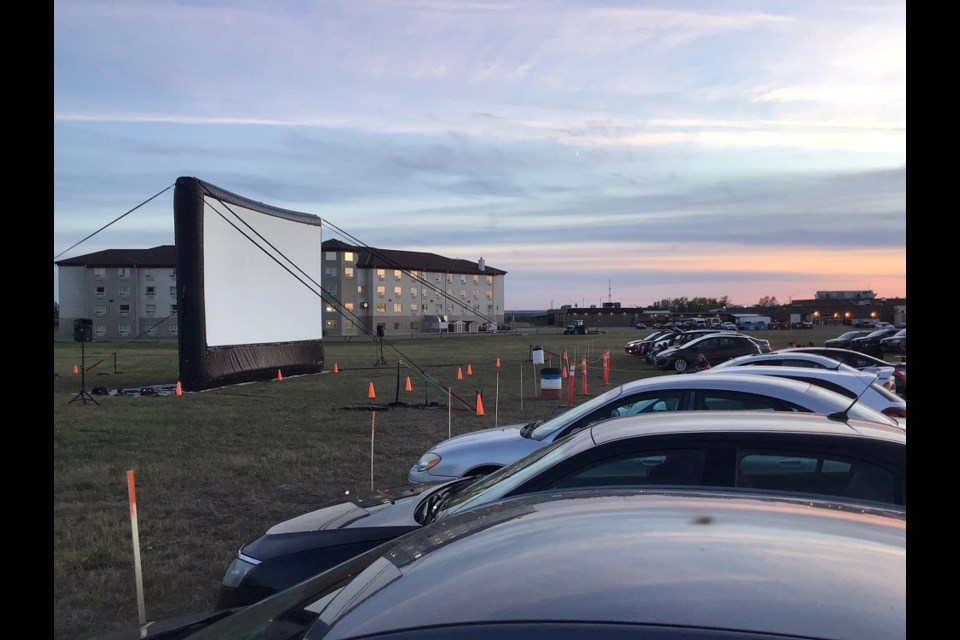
54, 326, 869, 639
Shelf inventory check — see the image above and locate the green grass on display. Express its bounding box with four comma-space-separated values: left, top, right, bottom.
53, 327, 873, 639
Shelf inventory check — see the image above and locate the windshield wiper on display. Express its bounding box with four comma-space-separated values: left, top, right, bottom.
519, 420, 543, 439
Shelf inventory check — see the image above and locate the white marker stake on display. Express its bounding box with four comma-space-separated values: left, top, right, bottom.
495, 371, 500, 427
520, 363, 523, 412
448, 387, 452, 439
126, 470, 146, 627
370, 412, 376, 491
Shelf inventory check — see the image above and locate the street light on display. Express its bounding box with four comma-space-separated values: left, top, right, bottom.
813, 311, 820, 325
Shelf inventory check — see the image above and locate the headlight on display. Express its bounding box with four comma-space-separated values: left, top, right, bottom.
416, 453, 442, 473
221, 554, 259, 589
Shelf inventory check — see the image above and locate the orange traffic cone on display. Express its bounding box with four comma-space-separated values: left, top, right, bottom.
73, 364, 79, 374
562, 351, 568, 361
467, 364, 473, 375
475, 392, 484, 416
405, 376, 413, 391
277, 369, 283, 381
175, 381, 182, 396
368, 382, 376, 399
457, 367, 463, 380
333, 362, 339, 374
495, 357, 501, 368
561, 366, 568, 379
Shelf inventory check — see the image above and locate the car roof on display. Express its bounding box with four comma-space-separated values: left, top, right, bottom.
702, 365, 879, 388
588, 409, 906, 446
619, 371, 818, 392
785, 346, 891, 363
717, 352, 856, 370
673, 332, 750, 348
302, 489, 905, 640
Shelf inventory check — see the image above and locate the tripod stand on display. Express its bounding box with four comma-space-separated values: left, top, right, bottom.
69, 340, 99, 405
374, 335, 388, 366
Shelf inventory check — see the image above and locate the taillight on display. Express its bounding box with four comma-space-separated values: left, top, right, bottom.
894, 369, 906, 381
882, 407, 907, 419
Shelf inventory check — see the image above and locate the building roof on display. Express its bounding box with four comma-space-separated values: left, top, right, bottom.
322, 240, 506, 275
55, 245, 177, 268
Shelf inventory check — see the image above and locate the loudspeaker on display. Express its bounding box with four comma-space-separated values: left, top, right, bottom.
73, 318, 93, 342
376, 324, 385, 338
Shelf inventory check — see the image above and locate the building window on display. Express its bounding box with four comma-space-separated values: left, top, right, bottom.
144, 269, 154, 280
473, 289, 479, 299
344, 252, 354, 262
118, 267, 130, 279
119, 286, 130, 298
118, 324, 131, 336
170, 304, 177, 313
376, 303, 387, 313
487, 304, 494, 312
486, 275, 494, 284
95, 286, 105, 298
169, 286, 176, 297
486, 289, 493, 298
377, 269, 385, 280
146, 326, 158, 336
345, 320, 354, 329
93, 268, 106, 280
394, 286, 402, 297
409, 303, 418, 312
146, 286, 156, 298
410, 321, 419, 330
434, 273, 441, 282
344, 267, 354, 279
460, 289, 467, 298
436, 304, 444, 312
145, 304, 156, 315
446, 274, 453, 283
460, 274, 466, 283
394, 270, 402, 279
473, 275, 479, 284
410, 288, 417, 297
377, 286, 386, 297
325, 251, 338, 261
325, 303, 337, 313
94, 324, 106, 336
344, 302, 354, 311
325, 319, 338, 329
410, 270, 419, 279
358, 285, 366, 295
325, 267, 338, 277
392, 303, 403, 313
94, 304, 106, 317
391, 321, 401, 331
325, 284, 339, 296
119, 304, 130, 316
170, 268, 176, 280
170, 324, 178, 335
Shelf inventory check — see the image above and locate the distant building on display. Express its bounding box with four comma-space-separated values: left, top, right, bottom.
55, 242, 509, 341
815, 290, 877, 300
55, 246, 179, 341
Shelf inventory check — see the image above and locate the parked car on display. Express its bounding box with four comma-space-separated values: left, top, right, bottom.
699, 366, 906, 421
213, 410, 907, 610
716, 350, 897, 392
408, 372, 899, 484
114, 486, 906, 640
781, 346, 899, 389
720, 321, 738, 330
880, 328, 906, 354
745, 334, 773, 353
635, 322, 647, 329
824, 330, 872, 349
623, 328, 679, 356
892, 362, 906, 398
849, 327, 900, 356
654, 333, 761, 371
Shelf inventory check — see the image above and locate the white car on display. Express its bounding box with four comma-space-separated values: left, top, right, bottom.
713, 351, 897, 393
409, 373, 901, 483
699, 366, 906, 423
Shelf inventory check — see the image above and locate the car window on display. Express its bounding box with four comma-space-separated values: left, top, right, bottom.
547, 448, 708, 489
692, 390, 803, 412
738, 450, 898, 505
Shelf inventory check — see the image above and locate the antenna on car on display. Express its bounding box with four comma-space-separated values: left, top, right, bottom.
826, 373, 879, 422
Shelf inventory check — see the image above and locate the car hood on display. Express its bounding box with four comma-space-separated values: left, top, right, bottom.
428, 423, 530, 452
265, 481, 460, 534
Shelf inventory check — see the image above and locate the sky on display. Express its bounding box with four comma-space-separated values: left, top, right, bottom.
53, 0, 906, 310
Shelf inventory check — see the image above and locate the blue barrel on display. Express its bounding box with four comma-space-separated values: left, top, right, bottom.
540, 367, 563, 399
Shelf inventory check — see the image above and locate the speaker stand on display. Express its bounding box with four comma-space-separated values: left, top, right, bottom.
69, 341, 100, 406
374, 336, 388, 366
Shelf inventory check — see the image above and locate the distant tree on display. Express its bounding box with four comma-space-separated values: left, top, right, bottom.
757, 296, 780, 307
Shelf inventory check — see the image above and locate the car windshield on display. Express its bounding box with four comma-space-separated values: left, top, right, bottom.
432, 434, 584, 521
528, 385, 627, 440
802, 384, 899, 426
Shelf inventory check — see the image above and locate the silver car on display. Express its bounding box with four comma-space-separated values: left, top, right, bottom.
713, 350, 898, 392
409, 372, 900, 483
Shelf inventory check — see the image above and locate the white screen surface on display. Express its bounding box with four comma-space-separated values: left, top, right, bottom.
202, 197, 324, 347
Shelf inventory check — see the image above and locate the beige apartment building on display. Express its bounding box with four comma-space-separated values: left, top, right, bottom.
320, 239, 507, 338
56, 246, 179, 341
